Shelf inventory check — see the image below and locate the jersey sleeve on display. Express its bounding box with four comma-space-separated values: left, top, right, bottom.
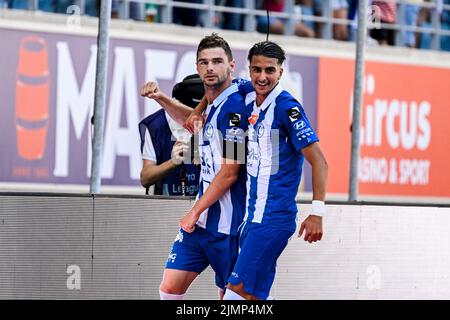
280, 102, 319, 152
232, 78, 254, 95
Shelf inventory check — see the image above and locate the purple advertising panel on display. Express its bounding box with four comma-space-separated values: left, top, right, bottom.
0, 27, 319, 188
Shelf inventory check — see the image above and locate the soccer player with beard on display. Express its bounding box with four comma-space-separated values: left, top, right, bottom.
141, 33, 247, 300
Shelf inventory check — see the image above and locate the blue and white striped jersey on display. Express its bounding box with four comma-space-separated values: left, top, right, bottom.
195, 83, 247, 236
244, 83, 319, 233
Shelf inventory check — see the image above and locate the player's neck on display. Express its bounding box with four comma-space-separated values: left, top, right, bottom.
256, 95, 267, 107
205, 78, 232, 104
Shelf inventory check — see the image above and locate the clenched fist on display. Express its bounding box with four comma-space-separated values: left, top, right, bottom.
140, 81, 164, 100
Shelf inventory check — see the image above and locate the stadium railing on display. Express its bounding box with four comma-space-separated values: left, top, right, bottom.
3, 0, 450, 51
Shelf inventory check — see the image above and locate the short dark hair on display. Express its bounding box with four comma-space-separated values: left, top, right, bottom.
197, 32, 233, 62
247, 41, 286, 65
172, 74, 205, 108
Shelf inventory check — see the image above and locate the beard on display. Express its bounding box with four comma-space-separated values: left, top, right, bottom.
203, 70, 230, 89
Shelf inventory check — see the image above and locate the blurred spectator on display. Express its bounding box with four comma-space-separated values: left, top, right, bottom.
5, 0, 100, 17
347, 0, 359, 41
332, 0, 349, 40
441, 0, 450, 51
2, 0, 449, 52
112, 1, 144, 21
221, 0, 244, 31
129, 1, 144, 21
347, 0, 381, 44
296, 0, 315, 31
84, 0, 99, 17
112, 0, 119, 18
145, 2, 159, 23
416, 2, 432, 49
314, 0, 349, 40
257, 0, 315, 38
173, 0, 203, 26
402, 0, 422, 47
54, 0, 74, 14
370, 0, 397, 45
7, 0, 53, 12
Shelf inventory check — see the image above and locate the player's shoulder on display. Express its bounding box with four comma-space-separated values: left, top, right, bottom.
275, 90, 303, 112
229, 88, 247, 102
232, 78, 254, 96
223, 90, 246, 113
216, 93, 246, 129
139, 109, 165, 127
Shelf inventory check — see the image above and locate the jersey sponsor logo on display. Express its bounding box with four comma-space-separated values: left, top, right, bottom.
247, 143, 261, 162
225, 127, 244, 143
298, 127, 312, 135
228, 127, 243, 135
296, 131, 314, 139
248, 114, 259, 125
293, 120, 307, 130
287, 106, 301, 122
201, 151, 213, 175
228, 113, 241, 126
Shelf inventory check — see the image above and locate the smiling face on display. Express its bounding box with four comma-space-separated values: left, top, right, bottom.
249, 55, 283, 105
196, 47, 235, 90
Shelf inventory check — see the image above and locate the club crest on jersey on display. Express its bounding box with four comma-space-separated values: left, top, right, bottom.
287, 107, 301, 122
204, 123, 214, 138
228, 113, 241, 126
248, 114, 259, 125
256, 123, 265, 138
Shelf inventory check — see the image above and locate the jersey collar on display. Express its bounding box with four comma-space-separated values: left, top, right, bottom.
210, 83, 239, 108
258, 82, 283, 111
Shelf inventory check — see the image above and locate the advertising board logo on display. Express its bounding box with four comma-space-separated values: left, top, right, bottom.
15, 36, 50, 161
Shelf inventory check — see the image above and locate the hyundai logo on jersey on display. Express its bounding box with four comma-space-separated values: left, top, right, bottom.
294, 120, 307, 130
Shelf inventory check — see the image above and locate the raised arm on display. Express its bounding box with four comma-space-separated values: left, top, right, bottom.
140, 81, 193, 125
